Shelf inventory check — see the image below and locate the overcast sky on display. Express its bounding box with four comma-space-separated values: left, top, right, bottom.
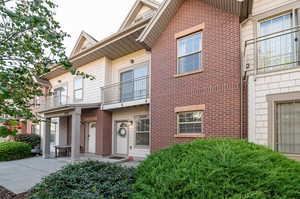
54, 0, 162, 56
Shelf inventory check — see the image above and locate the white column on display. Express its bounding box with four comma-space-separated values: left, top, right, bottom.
42, 118, 51, 159
71, 108, 81, 161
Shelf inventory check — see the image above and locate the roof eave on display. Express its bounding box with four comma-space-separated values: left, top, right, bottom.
137, 0, 252, 47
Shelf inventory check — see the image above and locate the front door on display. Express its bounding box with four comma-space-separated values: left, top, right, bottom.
88, 122, 96, 153
115, 121, 129, 155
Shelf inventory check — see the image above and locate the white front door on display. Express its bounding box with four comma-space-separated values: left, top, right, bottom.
115, 122, 129, 155
88, 122, 96, 153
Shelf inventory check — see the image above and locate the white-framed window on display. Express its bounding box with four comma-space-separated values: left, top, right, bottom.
258, 12, 294, 72
177, 111, 203, 134
74, 77, 83, 101
54, 85, 67, 105
135, 115, 150, 146
177, 32, 202, 74
120, 64, 149, 102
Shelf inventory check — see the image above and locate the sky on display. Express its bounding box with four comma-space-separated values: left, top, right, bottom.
54, 0, 162, 56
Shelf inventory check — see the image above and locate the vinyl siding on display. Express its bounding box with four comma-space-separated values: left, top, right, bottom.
109, 49, 150, 84
49, 57, 106, 104
252, 0, 299, 16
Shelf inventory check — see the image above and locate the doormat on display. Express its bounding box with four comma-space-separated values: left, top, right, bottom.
109, 156, 125, 160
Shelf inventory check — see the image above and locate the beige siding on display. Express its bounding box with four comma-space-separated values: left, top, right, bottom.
109, 49, 150, 84
242, 0, 300, 146
252, 0, 298, 16
49, 57, 106, 104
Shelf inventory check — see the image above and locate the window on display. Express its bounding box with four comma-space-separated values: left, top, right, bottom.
135, 115, 150, 146
120, 64, 149, 102
54, 86, 67, 105
177, 111, 203, 134
258, 13, 294, 72
177, 32, 202, 74
74, 77, 83, 101
31, 124, 40, 135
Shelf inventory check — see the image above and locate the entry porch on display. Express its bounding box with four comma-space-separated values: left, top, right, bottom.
39, 103, 112, 161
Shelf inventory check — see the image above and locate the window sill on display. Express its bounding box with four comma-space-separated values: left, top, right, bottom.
174, 69, 203, 78
174, 133, 205, 138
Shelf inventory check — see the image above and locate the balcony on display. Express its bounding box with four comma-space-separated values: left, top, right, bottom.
101, 75, 150, 110
244, 26, 300, 74
37, 95, 72, 112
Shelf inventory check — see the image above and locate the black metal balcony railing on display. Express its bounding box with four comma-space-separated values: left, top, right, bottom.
244, 26, 300, 74
101, 75, 149, 105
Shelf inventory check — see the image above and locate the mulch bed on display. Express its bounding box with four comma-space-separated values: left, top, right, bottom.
0, 186, 29, 199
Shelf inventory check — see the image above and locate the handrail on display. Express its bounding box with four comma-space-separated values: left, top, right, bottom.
245, 25, 300, 45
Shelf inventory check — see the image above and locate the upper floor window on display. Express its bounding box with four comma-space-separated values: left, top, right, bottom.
258, 13, 294, 73
120, 64, 149, 102
177, 32, 202, 74
74, 77, 83, 101
54, 85, 67, 105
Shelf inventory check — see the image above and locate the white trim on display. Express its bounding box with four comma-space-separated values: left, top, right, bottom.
119, 0, 160, 31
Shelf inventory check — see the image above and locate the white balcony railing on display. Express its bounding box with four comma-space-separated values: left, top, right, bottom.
101, 75, 150, 105
38, 95, 71, 111
244, 26, 300, 74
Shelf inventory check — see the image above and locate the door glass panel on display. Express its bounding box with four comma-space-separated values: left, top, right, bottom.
277, 102, 300, 154
54, 86, 67, 105
259, 13, 294, 72
120, 70, 134, 102
134, 65, 148, 99
120, 64, 149, 102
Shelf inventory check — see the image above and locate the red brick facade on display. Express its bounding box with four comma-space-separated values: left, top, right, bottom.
150, 0, 242, 152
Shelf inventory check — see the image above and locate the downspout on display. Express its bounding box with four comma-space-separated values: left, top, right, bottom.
240, 16, 251, 140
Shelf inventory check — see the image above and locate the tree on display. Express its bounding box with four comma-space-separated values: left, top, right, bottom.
0, 0, 71, 121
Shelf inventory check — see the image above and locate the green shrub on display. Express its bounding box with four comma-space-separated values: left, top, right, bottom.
14, 133, 41, 149
133, 139, 300, 199
30, 161, 136, 199
0, 142, 32, 162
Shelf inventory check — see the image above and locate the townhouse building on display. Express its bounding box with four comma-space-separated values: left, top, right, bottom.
32, 0, 253, 161
242, 0, 300, 159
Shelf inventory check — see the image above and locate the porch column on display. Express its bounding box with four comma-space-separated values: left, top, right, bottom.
71, 108, 81, 161
42, 118, 51, 159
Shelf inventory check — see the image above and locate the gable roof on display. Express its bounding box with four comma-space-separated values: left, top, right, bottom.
118, 0, 160, 31
42, 18, 151, 80
137, 0, 253, 47
70, 31, 98, 57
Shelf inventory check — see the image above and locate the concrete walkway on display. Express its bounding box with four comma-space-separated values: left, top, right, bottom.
0, 157, 69, 194
0, 156, 141, 194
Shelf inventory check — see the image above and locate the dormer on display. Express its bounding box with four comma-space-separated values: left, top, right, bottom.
119, 0, 160, 31
70, 31, 97, 57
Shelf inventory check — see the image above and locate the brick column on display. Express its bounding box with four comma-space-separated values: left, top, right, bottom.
96, 109, 112, 156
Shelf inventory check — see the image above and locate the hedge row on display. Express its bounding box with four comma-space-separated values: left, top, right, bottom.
29, 139, 300, 199
14, 133, 41, 149
30, 161, 136, 199
0, 142, 32, 162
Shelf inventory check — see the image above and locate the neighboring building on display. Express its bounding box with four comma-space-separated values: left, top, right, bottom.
33, 0, 253, 160
242, 0, 300, 158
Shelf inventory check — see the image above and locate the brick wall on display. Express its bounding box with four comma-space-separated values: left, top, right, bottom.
150, 0, 242, 152
96, 110, 112, 156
